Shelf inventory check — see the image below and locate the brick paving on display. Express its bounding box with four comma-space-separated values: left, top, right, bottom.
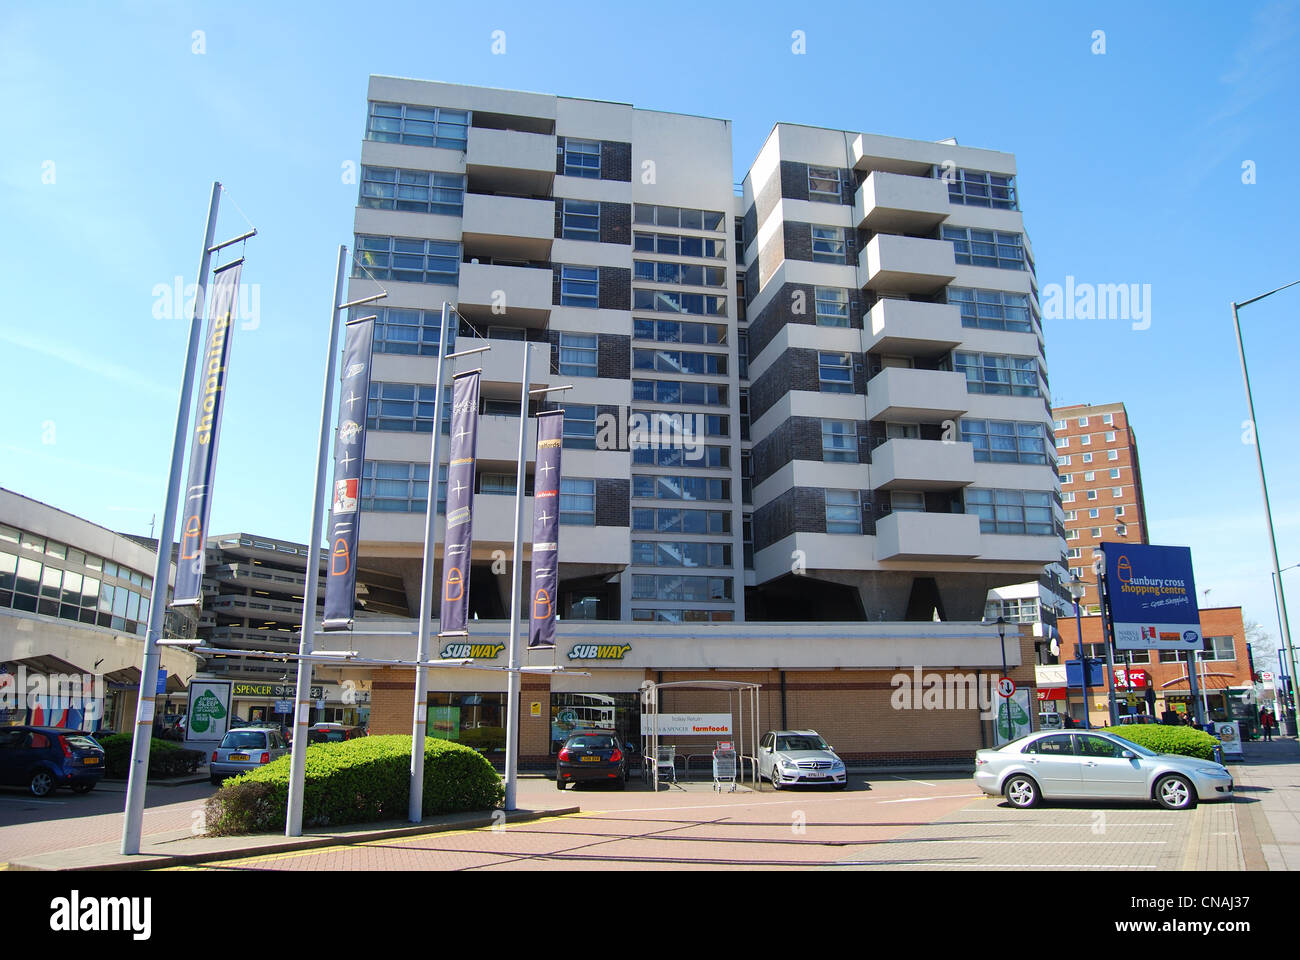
1229, 737, 1300, 870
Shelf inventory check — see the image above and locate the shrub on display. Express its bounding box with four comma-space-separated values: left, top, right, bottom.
203, 735, 504, 836
1102, 725, 1220, 761
97, 734, 206, 779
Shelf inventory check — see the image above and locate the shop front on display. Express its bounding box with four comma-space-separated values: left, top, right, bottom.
229, 680, 362, 728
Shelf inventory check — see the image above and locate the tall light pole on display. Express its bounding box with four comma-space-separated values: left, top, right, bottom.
1271, 562, 1299, 729
1068, 575, 1091, 729
995, 616, 1013, 743
1233, 279, 1300, 735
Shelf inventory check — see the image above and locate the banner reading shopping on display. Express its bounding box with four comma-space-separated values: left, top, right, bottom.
323, 317, 376, 629
1102, 542, 1202, 650
440, 370, 480, 635
174, 260, 243, 605
528, 410, 564, 648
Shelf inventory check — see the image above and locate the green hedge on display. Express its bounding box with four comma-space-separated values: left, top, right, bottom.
97, 733, 206, 779
203, 735, 504, 836
1102, 725, 1220, 761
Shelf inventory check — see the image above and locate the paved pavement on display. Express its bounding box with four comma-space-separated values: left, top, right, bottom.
1228, 736, 1300, 870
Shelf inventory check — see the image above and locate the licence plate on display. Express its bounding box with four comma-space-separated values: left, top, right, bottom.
580, 755, 602, 762
82, 757, 99, 765
803, 771, 825, 779
229, 753, 249, 762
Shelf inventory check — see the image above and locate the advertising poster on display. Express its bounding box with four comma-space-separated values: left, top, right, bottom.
185, 680, 232, 742
1102, 543, 1202, 651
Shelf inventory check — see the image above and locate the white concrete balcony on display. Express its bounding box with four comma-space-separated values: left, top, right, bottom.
859, 234, 957, 294
854, 171, 950, 233
865, 367, 969, 423
870, 438, 974, 491
457, 261, 552, 326
875, 511, 981, 561
865, 299, 963, 357
461, 193, 554, 261
465, 127, 556, 195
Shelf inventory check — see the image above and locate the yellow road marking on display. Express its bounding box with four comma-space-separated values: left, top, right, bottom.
158, 811, 589, 871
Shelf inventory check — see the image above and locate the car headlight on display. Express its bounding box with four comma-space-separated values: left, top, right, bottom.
830, 759, 844, 769
780, 758, 800, 770
1195, 766, 1227, 777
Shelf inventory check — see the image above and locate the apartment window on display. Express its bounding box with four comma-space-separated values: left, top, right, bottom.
808, 166, 842, 202
561, 199, 600, 241
632, 380, 727, 406
559, 478, 596, 525
630, 574, 732, 603
811, 225, 847, 264
1084, 471, 1095, 482
818, 352, 853, 393
1115, 524, 1128, 537
961, 419, 1047, 464
558, 332, 598, 377
479, 474, 517, 496
815, 287, 850, 327
367, 307, 454, 357
1090, 527, 1102, 538
360, 167, 464, 216
1066, 529, 1079, 540
633, 230, 726, 259
1112, 486, 1123, 497
632, 508, 730, 535
1054, 419, 1067, 431
1062, 492, 1075, 503
1088, 509, 1100, 519
367, 382, 447, 433
1064, 511, 1077, 521
1204, 636, 1235, 660
633, 204, 726, 231
563, 139, 601, 178
965, 489, 1053, 535
1109, 468, 1121, 479
1115, 506, 1126, 517
631, 541, 731, 568
825, 490, 862, 534
633, 289, 727, 316
560, 266, 599, 308
1082, 453, 1093, 463
740, 451, 752, 504
954, 352, 1040, 397
354, 236, 459, 285
633, 444, 729, 469
737, 333, 748, 379
1108, 449, 1119, 461
1105, 431, 1117, 443
361, 461, 436, 513
1103, 414, 1115, 425
743, 515, 754, 570
946, 169, 1017, 210
1056, 435, 1069, 449
631, 410, 728, 438
947, 288, 1033, 332
822, 420, 858, 463
1077, 417, 1089, 427
1080, 434, 1092, 445
632, 261, 727, 287
891, 491, 926, 513
1061, 473, 1073, 484
632, 475, 730, 502
1087, 490, 1098, 500
633, 349, 727, 376
632, 317, 727, 345
1059, 456, 1072, 466
887, 422, 920, 439
366, 102, 469, 150
561, 404, 598, 449
943, 226, 1025, 270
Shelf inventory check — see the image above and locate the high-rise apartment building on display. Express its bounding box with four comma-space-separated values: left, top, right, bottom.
1051, 401, 1149, 612
344, 78, 1063, 628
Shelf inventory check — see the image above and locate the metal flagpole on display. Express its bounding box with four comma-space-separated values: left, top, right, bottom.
410, 302, 452, 823
122, 182, 222, 856
503, 343, 532, 812
285, 245, 357, 836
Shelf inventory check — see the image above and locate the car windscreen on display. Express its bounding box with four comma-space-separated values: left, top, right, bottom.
220, 732, 268, 749
776, 736, 827, 752
567, 736, 616, 749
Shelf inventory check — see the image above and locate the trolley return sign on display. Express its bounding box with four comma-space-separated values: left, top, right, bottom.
1102, 542, 1202, 651
641, 714, 732, 737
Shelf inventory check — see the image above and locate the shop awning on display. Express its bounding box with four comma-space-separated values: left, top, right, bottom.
1036, 687, 1068, 701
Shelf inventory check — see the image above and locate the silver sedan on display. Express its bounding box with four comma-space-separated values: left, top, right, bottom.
974, 730, 1233, 810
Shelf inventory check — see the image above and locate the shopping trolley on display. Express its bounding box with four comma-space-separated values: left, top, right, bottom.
712, 746, 738, 792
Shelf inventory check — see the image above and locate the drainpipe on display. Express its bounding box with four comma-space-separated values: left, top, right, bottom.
976, 668, 987, 748
779, 671, 788, 729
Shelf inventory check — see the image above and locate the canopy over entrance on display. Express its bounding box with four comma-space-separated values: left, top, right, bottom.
639, 680, 761, 790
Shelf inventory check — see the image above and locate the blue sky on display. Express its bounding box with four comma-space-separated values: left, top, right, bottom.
2, 0, 1297, 649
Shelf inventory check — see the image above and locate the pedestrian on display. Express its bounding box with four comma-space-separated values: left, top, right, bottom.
1260, 707, 1276, 742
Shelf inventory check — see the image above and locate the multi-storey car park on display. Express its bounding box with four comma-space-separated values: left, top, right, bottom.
233, 77, 1070, 766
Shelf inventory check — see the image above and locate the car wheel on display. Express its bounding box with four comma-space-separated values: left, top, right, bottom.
1003, 774, 1039, 809
556, 775, 566, 791
614, 778, 625, 791
1154, 774, 1196, 810
770, 769, 782, 790
71, 782, 94, 794
29, 770, 56, 798
210, 773, 222, 787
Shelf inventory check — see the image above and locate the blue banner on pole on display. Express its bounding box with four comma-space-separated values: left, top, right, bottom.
322, 317, 376, 630
440, 370, 480, 635
1101, 542, 1202, 651
529, 410, 564, 649
174, 260, 242, 605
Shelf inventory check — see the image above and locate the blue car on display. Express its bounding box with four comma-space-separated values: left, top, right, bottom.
0, 726, 106, 797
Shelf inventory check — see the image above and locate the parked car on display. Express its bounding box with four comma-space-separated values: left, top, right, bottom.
209, 727, 290, 785
154, 714, 187, 741
306, 722, 365, 744
1118, 714, 1159, 726
0, 726, 105, 797
974, 730, 1233, 811
758, 729, 847, 789
556, 731, 628, 790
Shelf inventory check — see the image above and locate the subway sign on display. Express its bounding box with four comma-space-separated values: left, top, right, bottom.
567, 643, 632, 661
232, 683, 323, 699
440, 643, 505, 660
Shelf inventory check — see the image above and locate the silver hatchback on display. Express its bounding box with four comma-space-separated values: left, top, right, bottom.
210, 727, 289, 785
974, 730, 1233, 810
758, 730, 847, 788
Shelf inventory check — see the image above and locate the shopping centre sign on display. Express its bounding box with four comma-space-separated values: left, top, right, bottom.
1102, 542, 1202, 651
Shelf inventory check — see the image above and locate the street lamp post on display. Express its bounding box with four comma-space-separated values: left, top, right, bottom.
1233, 279, 1300, 736
996, 616, 1013, 743
1068, 575, 1091, 730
